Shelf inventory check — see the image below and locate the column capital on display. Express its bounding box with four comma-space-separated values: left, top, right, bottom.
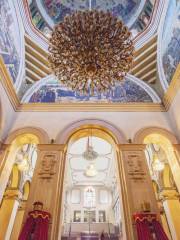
37, 144, 66, 152
3, 188, 22, 201
159, 188, 180, 201
117, 144, 146, 151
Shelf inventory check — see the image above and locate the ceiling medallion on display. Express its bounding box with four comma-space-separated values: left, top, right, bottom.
48, 10, 134, 95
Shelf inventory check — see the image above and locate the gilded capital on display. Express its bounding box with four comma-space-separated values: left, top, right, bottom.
3, 188, 22, 201
159, 188, 180, 201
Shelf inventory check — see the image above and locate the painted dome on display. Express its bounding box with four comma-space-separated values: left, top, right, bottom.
40, 0, 143, 26
28, 0, 155, 38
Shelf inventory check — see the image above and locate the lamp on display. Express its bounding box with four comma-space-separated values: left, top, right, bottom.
85, 164, 98, 177
152, 154, 164, 172
83, 134, 98, 161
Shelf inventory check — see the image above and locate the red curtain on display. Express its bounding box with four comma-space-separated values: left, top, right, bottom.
136, 219, 152, 240
19, 210, 51, 240
152, 220, 169, 240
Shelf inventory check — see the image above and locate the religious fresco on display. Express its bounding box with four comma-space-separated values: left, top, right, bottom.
0, 0, 21, 83
28, 0, 155, 39
41, 0, 141, 24
28, 79, 152, 103
131, 0, 154, 37
162, 0, 180, 84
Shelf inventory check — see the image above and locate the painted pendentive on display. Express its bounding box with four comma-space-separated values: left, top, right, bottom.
162, 0, 180, 84
0, 0, 21, 84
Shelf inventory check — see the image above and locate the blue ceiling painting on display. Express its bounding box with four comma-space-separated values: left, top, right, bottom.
0, 0, 21, 83
41, 0, 141, 24
26, 79, 153, 103
162, 0, 180, 84
29, 0, 154, 38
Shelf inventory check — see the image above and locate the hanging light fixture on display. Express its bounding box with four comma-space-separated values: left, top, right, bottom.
152, 154, 165, 172
83, 130, 98, 161
84, 164, 98, 177
48, 10, 134, 95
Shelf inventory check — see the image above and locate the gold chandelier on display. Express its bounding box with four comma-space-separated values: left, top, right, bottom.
48, 10, 134, 95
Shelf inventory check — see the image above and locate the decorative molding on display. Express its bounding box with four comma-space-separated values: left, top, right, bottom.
163, 64, 180, 110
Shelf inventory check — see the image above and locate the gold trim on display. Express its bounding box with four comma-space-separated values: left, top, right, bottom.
163, 64, 180, 111
0, 56, 180, 112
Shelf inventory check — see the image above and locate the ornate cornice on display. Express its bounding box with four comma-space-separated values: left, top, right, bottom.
159, 188, 180, 201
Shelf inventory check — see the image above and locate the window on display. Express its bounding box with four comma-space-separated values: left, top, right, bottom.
84, 210, 96, 223
84, 187, 96, 207
99, 210, 106, 222
73, 211, 81, 222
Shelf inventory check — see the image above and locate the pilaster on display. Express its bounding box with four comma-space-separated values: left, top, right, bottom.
0, 188, 22, 240
117, 144, 160, 239
22, 144, 66, 240
159, 188, 180, 240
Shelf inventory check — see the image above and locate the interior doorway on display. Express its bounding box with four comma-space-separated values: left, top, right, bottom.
60, 127, 126, 240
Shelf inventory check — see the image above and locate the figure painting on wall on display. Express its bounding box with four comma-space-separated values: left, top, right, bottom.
162, 0, 180, 84
0, 0, 20, 83
28, 80, 152, 103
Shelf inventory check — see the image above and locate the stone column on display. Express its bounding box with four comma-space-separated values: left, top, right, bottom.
22, 144, 66, 240
117, 144, 160, 240
172, 144, 180, 193
10, 200, 27, 240
0, 188, 22, 240
159, 188, 180, 240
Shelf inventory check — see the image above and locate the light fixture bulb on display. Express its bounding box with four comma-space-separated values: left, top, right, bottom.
85, 164, 98, 177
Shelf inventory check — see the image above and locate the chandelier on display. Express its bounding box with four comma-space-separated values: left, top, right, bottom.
83, 137, 98, 161
48, 10, 134, 95
85, 164, 98, 177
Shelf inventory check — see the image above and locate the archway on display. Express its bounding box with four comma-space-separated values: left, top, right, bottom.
134, 127, 180, 240
0, 127, 49, 240
57, 124, 128, 240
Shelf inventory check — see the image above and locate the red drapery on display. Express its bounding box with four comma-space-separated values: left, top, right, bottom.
133, 213, 169, 240
18, 210, 51, 240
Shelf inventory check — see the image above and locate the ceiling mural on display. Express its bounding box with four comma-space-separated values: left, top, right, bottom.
162, 0, 180, 84
22, 77, 154, 103
0, 0, 21, 83
41, 0, 142, 25
28, 0, 155, 38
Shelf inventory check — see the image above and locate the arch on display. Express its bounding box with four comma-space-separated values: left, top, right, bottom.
56, 119, 126, 144
133, 127, 178, 144
4, 127, 49, 144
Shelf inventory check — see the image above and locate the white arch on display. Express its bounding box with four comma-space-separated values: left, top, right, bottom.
56, 119, 126, 144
